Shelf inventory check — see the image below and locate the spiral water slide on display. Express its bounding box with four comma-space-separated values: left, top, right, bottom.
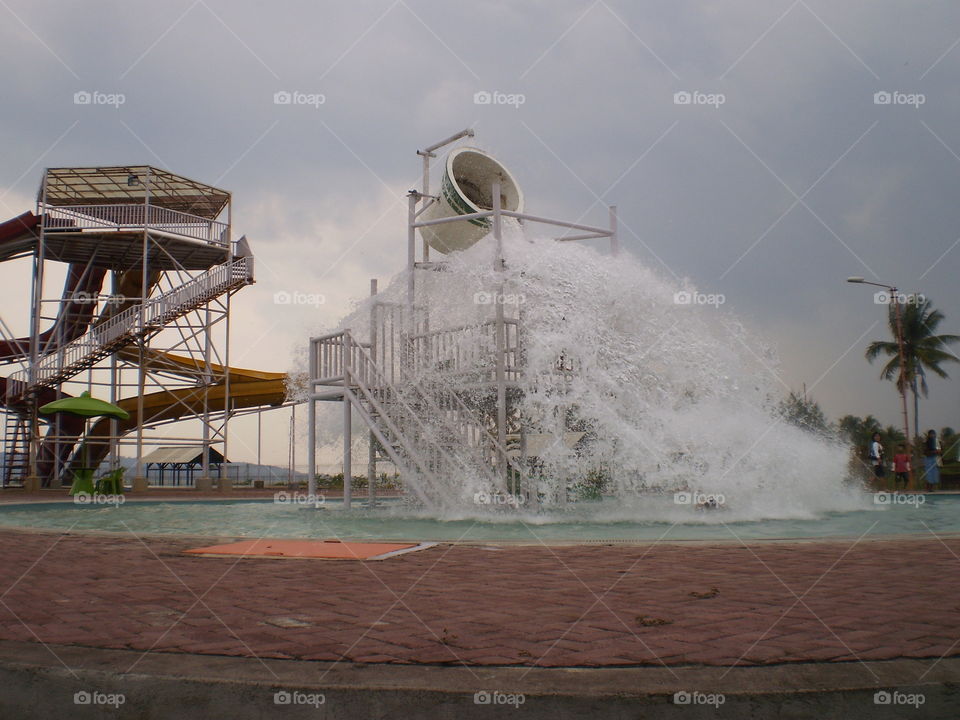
0, 210, 287, 485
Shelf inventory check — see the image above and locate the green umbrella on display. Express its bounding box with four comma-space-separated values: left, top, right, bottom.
39, 391, 130, 420
39, 391, 129, 495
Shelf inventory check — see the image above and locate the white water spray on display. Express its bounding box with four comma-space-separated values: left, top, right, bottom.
328, 223, 866, 523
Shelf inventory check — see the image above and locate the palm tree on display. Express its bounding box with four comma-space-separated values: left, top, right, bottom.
838, 414, 881, 452
865, 297, 960, 438
941, 427, 958, 465
779, 391, 831, 437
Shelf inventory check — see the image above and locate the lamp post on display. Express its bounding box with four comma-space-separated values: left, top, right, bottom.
847, 277, 912, 487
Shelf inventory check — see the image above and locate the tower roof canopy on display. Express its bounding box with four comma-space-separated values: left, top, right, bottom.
40, 166, 230, 219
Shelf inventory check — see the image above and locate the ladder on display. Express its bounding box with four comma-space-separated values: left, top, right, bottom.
1, 411, 29, 486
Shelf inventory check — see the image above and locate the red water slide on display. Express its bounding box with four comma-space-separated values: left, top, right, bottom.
0, 211, 107, 485
0, 212, 108, 362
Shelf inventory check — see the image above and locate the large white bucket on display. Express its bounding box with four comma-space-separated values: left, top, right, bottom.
420, 147, 523, 254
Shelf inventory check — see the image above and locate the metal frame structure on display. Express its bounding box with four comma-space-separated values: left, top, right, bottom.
0, 166, 255, 489
305, 131, 618, 508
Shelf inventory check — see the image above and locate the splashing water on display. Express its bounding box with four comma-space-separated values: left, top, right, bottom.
324, 222, 867, 523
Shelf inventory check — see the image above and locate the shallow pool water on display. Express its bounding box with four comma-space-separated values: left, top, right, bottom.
0, 493, 956, 543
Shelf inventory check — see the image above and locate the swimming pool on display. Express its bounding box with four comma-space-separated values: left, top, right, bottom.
0, 493, 956, 543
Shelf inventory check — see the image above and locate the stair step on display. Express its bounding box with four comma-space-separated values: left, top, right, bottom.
5, 256, 254, 400
2, 412, 30, 485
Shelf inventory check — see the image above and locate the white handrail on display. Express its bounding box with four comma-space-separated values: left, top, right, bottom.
313, 330, 489, 499
43, 204, 229, 246
348, 331, 505, 487
8, 257, 252, 395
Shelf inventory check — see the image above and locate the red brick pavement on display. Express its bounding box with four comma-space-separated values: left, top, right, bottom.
0, 530, 958, 667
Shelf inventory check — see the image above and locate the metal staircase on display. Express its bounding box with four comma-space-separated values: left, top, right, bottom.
312, 328, 525, 508
5, 256, 254, 402
1, 411, 29, 486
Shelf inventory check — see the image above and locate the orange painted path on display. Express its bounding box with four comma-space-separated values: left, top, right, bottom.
184, 538, 422, 560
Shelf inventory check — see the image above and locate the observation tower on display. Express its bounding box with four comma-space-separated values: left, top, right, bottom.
0, 166, 284, 490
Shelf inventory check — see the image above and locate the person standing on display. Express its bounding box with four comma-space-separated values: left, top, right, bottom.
870, 432, 885, 482
923, 429, 942, 492
892, 444, 911, 490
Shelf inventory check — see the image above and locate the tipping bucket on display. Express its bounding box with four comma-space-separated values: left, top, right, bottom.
420, 147, 523, 254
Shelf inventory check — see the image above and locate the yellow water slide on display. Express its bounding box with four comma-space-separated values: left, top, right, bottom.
75, 263, 290, 470
78, 352, 288, 471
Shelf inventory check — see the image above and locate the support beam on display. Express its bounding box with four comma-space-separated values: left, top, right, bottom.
342, 332, 352, 509
307, 338, 317, 500
609, 205, 619, 256
493, 181, 508, 489
367, 279, 378, 506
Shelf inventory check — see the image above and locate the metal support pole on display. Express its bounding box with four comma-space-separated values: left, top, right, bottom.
26, 173, 48, 489
289, 405, 296, 485
134, 169, 151, 489
421, 128, 474, 155
493, 181, 508, 489
421, 154, 431, 263
219, 292, 232, 491
367, 279, 378, 506
342, 332, 352, 510
307, 338, 317, 500
199, 306, 212, 488
109, 362, 118, 472
406, 192, 418, 374
609, 205, 619, 256
218, 197, 236, 490
517, 301, 532, 506
407, 192, 417, 328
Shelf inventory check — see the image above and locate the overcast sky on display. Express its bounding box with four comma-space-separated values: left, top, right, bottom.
2, 1, 959, 467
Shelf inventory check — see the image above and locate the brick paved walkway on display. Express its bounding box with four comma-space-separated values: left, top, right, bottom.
0, 530, 958, 667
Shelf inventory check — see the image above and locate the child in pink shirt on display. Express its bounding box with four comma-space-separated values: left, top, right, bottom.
892, 445, 911, 489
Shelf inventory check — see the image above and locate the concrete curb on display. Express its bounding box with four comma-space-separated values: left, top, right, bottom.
0, 640, 956, 719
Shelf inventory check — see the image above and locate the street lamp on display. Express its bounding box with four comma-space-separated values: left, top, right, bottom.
847, 277, 912, 487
